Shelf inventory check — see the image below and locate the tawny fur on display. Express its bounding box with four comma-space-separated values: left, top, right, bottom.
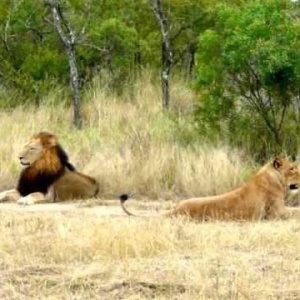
120, 158, 300, 220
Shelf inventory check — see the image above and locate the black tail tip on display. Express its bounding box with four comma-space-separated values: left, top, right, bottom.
119, 194, 129, 203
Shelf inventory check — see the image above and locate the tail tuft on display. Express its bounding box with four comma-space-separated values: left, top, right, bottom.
119, 194, 134, 216
120, 194, 129, 203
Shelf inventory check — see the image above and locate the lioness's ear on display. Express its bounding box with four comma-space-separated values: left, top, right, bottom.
273, 157, 283, 169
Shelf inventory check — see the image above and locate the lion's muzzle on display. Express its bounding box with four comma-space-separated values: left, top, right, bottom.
19, 157, 30, 167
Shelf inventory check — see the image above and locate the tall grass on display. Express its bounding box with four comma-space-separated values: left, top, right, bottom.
0, 73, 253, 199
0, 74, 300, 299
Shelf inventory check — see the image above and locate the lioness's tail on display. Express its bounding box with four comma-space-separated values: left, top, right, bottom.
120, 194, 137, 216
119, 194, 172, 217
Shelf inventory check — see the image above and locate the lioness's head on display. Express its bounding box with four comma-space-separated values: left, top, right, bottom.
273, 157, 300, 191
18, 132, 58, 167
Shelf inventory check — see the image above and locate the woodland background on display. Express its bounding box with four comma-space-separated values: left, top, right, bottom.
2, 0, 300, 161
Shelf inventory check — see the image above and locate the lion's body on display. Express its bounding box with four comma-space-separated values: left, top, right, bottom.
49, 168, 98, 201
121, 158, 300, 220
0, 132, 98, 205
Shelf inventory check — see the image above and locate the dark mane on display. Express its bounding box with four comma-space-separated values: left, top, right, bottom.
56, 144, 76, 171
17, 167, 64, 197
17, 144, 76, 197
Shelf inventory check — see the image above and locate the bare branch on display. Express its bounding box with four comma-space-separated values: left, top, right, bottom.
77, 5, 91, 42
3, 16, 11, 51
171, 25, 189, 42
56, 3, 77, 44
46, 0, 68, 46
278, 105, 288, 134
80, 43, 109, 53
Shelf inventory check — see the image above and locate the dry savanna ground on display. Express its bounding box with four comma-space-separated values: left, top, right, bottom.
0, 76, 299, 299
1, 201, 300, 299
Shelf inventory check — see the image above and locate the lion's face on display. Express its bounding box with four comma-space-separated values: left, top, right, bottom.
18, 139, 44, 167
18, 132, 58, 168
273, 157, 300, 191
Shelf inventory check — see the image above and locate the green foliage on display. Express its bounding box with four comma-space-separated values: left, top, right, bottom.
195, 0, 300, 159
0, 0, 66, 101
87, 18, 138, 92
0, 0, 212, 102
2, 0, 300, 161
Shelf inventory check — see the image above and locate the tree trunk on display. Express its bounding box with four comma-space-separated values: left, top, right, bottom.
46, 0, 82, 128
150, 0, 173, 110
66, 45, 81, 128
185, 44, 195, 81
161, 43, 172, 109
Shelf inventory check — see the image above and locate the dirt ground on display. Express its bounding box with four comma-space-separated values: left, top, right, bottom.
0, 200, 124, 216
1, 200, 300, 299
0, 198, 170, 217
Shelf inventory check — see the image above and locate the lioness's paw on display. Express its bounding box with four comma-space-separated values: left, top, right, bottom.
17, 197, 34, 205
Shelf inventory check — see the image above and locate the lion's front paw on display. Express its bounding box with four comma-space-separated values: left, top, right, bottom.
0, 190, 19, 202
0, 194, 9, 202
17, 196, 35, 205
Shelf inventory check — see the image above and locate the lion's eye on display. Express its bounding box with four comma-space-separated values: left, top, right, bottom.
30, 147, 36, 152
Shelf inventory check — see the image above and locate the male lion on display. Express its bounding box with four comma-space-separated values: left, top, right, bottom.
120, 157, 300, 220
0, 132, 98, 205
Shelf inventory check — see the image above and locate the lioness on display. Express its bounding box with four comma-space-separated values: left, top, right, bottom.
120, 157, 300, 220
0, 132, 98, 205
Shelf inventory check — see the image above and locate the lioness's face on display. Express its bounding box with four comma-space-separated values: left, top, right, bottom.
18, 139, 43, 167
273, 157, 300, 191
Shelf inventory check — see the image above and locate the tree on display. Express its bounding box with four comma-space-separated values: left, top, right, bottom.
166, 0, 214, 80
0, 0, 212, 107
196, 0, 300, 158
150, 0, 173, 109
46, 0, 82, 128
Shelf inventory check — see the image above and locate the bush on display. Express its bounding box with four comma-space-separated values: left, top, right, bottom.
195, 0, 300, 159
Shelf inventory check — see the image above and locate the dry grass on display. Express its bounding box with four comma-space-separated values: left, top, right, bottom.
0, 206, 300, 299
0, 74, 252, 199
1, 75, 300, 299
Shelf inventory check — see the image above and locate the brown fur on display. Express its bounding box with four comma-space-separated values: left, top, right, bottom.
120, 157, 300, 220
0, 132, 98, 205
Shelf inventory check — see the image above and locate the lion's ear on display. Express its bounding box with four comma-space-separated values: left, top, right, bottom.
273, 157, 283, 169
45, 136, 57, 147
41, 134, 58, 148
34, 132, 58, 148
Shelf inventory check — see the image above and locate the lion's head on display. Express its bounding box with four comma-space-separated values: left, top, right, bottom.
19, 132, 75, 171
19, 132, 58, 167
17, 132, 75, 197
273, 157, 300, 191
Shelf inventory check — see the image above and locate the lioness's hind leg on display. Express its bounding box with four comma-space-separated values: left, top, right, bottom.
0, 189, 20, 202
